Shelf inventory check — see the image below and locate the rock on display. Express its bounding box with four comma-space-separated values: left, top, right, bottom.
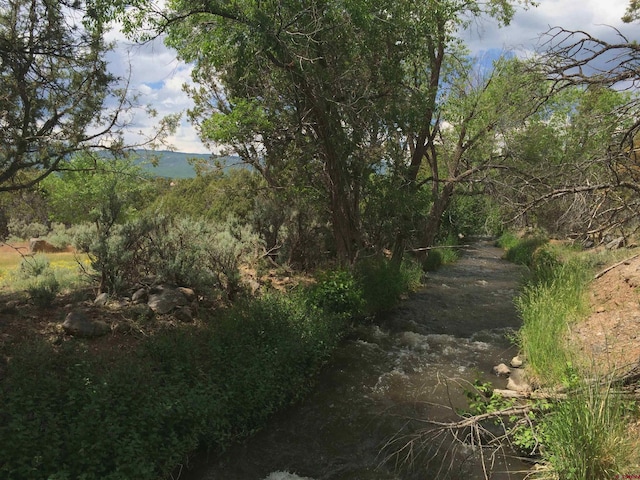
173, 306, 194, 323
510, 355, 523, 368
1, 300, 19, 314
127, 304, 154, 322
131, 288, 148, 304
506, 368, 531, 393
29, 238, 61, 253
94, 292, 109, 306
148, 287, 187, 314
62, 311, 110, 338
177, 287, 196, 302
492, 363, 511, 376
606, 236, 625, 250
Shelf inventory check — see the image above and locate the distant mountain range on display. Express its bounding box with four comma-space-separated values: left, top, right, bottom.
132, 150, 244, 179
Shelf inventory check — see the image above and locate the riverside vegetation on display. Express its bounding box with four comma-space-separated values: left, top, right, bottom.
0, 229, 424, 480
461, 233, 640, 479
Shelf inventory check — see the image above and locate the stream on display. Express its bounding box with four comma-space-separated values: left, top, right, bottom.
183, 240, 531, 480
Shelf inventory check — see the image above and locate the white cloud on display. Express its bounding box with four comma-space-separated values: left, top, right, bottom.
463, 0, 633, 55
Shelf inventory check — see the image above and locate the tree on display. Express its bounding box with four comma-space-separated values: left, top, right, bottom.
623, 0, 640, 23
118, 0, 534, 264
0, 0, 174, 192
41, 152, 155, 228
520, 13, 640, 240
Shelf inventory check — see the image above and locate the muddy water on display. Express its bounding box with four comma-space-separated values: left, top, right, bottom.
184, 241, 531, 480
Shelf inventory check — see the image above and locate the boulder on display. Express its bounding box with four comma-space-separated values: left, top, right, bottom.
131, 288, 148, 304
174, 306, 194, 323
148, 287, 187, 314
94, 292, 109, 306
29, 238, 61, 253
492, 363, 511, 377
510, 355, 524, 368
177, 287, 196, 302
62, 311, 110, 338
506, 368, 531, 393
127, 304, 155, 322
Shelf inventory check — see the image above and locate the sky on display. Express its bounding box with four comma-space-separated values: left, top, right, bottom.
105, 0, 636, 155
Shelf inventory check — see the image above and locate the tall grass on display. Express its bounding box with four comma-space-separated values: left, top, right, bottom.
516, 257, 590, 384
541, 377, 636, 480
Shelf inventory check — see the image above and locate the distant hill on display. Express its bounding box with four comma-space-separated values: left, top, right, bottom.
132, 150, 245, 179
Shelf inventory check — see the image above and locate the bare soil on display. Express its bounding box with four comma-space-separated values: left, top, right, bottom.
572, 251, 640, 376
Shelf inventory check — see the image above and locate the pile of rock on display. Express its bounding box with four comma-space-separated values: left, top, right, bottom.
61, 285, 198, 339
492, 355, 531, 394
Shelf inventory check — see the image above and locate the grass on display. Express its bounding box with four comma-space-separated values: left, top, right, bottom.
0, 249, 91, 291
539, 376, 638, 480
502, 234, 640, 478
516, 257, 590, 385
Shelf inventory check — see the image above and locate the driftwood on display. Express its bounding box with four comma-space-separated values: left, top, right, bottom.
492, 389, 567, 400
407, 244, 471, 252
594, 253, 640, 279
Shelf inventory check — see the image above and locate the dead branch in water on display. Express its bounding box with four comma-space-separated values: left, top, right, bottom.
407, 244, 471, 252
378, 383, 545, 480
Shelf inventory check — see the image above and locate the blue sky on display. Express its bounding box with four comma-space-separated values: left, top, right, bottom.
106, 0, 635, 154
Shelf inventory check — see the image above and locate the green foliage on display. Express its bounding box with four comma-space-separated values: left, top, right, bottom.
356, 257, 423, 314
73, 214, 263, 296
16, 254, 51, 279
516, 255, 589, 384
45, 223, 74, 249
42, 152, 155, 227
0, 283, 355, 479
72, 220, 153, 294
306, 269, 365, 321
7, 219, 49, 240
540, 378, 636, 479
422, 235, 461, 271
13, 254, 61, 307
497, 232, 549, 267
26, 273, 60, 308
462, 378, 550, 456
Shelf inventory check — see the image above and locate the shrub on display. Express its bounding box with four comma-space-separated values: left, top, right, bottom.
16, 254, 50, 279
357, 257, 422, 314
0, 288, 350, 480
45, 223, 73, 249
306, 269, 365, 320
26, 273, 60, 308
7, 219, 49, 240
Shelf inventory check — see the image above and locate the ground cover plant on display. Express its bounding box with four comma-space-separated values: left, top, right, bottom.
0, 244, 422, 479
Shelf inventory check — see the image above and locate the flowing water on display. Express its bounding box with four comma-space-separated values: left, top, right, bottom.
183, 241, 532, 480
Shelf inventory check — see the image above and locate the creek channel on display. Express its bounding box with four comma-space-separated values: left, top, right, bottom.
183, 240, 532, 480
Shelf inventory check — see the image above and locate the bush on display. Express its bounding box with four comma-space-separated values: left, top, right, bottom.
45, 223, 73, 249
7, 219, 49, 240
26, 273, 60, 308
306, 269, 365, 320
16, 254, 50, 279
356, 257, 422, 314
504, 235, 548, 266
0, 287, 351, 480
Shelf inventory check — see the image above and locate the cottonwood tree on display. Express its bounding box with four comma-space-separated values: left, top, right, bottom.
116, 0, 535, 264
